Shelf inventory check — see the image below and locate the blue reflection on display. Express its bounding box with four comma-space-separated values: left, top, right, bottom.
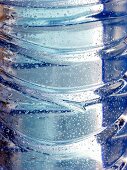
0, 0, 127, 169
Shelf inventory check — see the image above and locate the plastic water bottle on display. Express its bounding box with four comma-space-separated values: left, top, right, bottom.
0, 0, 127, 169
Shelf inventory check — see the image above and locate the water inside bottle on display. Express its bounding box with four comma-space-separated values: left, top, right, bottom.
0, 0, 127, 169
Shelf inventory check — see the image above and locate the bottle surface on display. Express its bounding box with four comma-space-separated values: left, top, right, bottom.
0, 0, 127, 169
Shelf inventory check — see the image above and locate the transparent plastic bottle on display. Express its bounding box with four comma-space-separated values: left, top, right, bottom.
0, 0, 127, 169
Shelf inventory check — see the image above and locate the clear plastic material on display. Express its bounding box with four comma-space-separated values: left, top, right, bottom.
0, 0, 127, 169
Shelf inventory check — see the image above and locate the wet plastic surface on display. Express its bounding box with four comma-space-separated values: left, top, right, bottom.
0, 0, 127, 169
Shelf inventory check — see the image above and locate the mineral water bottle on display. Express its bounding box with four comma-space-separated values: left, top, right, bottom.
0, 0, 127, 169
